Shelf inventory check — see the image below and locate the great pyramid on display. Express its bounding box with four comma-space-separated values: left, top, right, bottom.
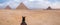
5, 5, 11, 10
16, 2, 28, 10
47, 6, 52, 10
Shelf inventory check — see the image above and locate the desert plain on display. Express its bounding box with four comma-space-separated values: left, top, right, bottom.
0, 10, 60, 25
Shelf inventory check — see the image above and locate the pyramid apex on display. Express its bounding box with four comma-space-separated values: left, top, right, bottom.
16, 2, 28, 10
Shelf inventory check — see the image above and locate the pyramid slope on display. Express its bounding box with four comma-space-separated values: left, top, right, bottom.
5, 5, 11, 10
16, 2, 28, 10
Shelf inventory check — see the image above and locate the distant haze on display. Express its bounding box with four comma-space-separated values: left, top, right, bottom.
0, 0, 60, 9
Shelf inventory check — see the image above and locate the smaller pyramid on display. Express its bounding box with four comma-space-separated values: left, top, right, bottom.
47, 6, 52, 10
16, 2, 28, 10
5, 5, 11, 10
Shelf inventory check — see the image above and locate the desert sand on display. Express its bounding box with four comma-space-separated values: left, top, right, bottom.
0, 10, 60, 25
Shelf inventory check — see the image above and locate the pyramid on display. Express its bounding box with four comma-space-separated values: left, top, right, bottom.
47, 6, 52, 10
5, 5, 11, 10
16, 2, 28, 10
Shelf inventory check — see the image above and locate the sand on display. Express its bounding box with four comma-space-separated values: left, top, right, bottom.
0, 10, 60, 25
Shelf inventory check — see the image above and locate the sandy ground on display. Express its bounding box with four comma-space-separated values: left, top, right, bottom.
0, 10, 60, 25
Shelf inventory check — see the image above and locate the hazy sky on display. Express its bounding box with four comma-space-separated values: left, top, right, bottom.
0, 0, 60, 9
